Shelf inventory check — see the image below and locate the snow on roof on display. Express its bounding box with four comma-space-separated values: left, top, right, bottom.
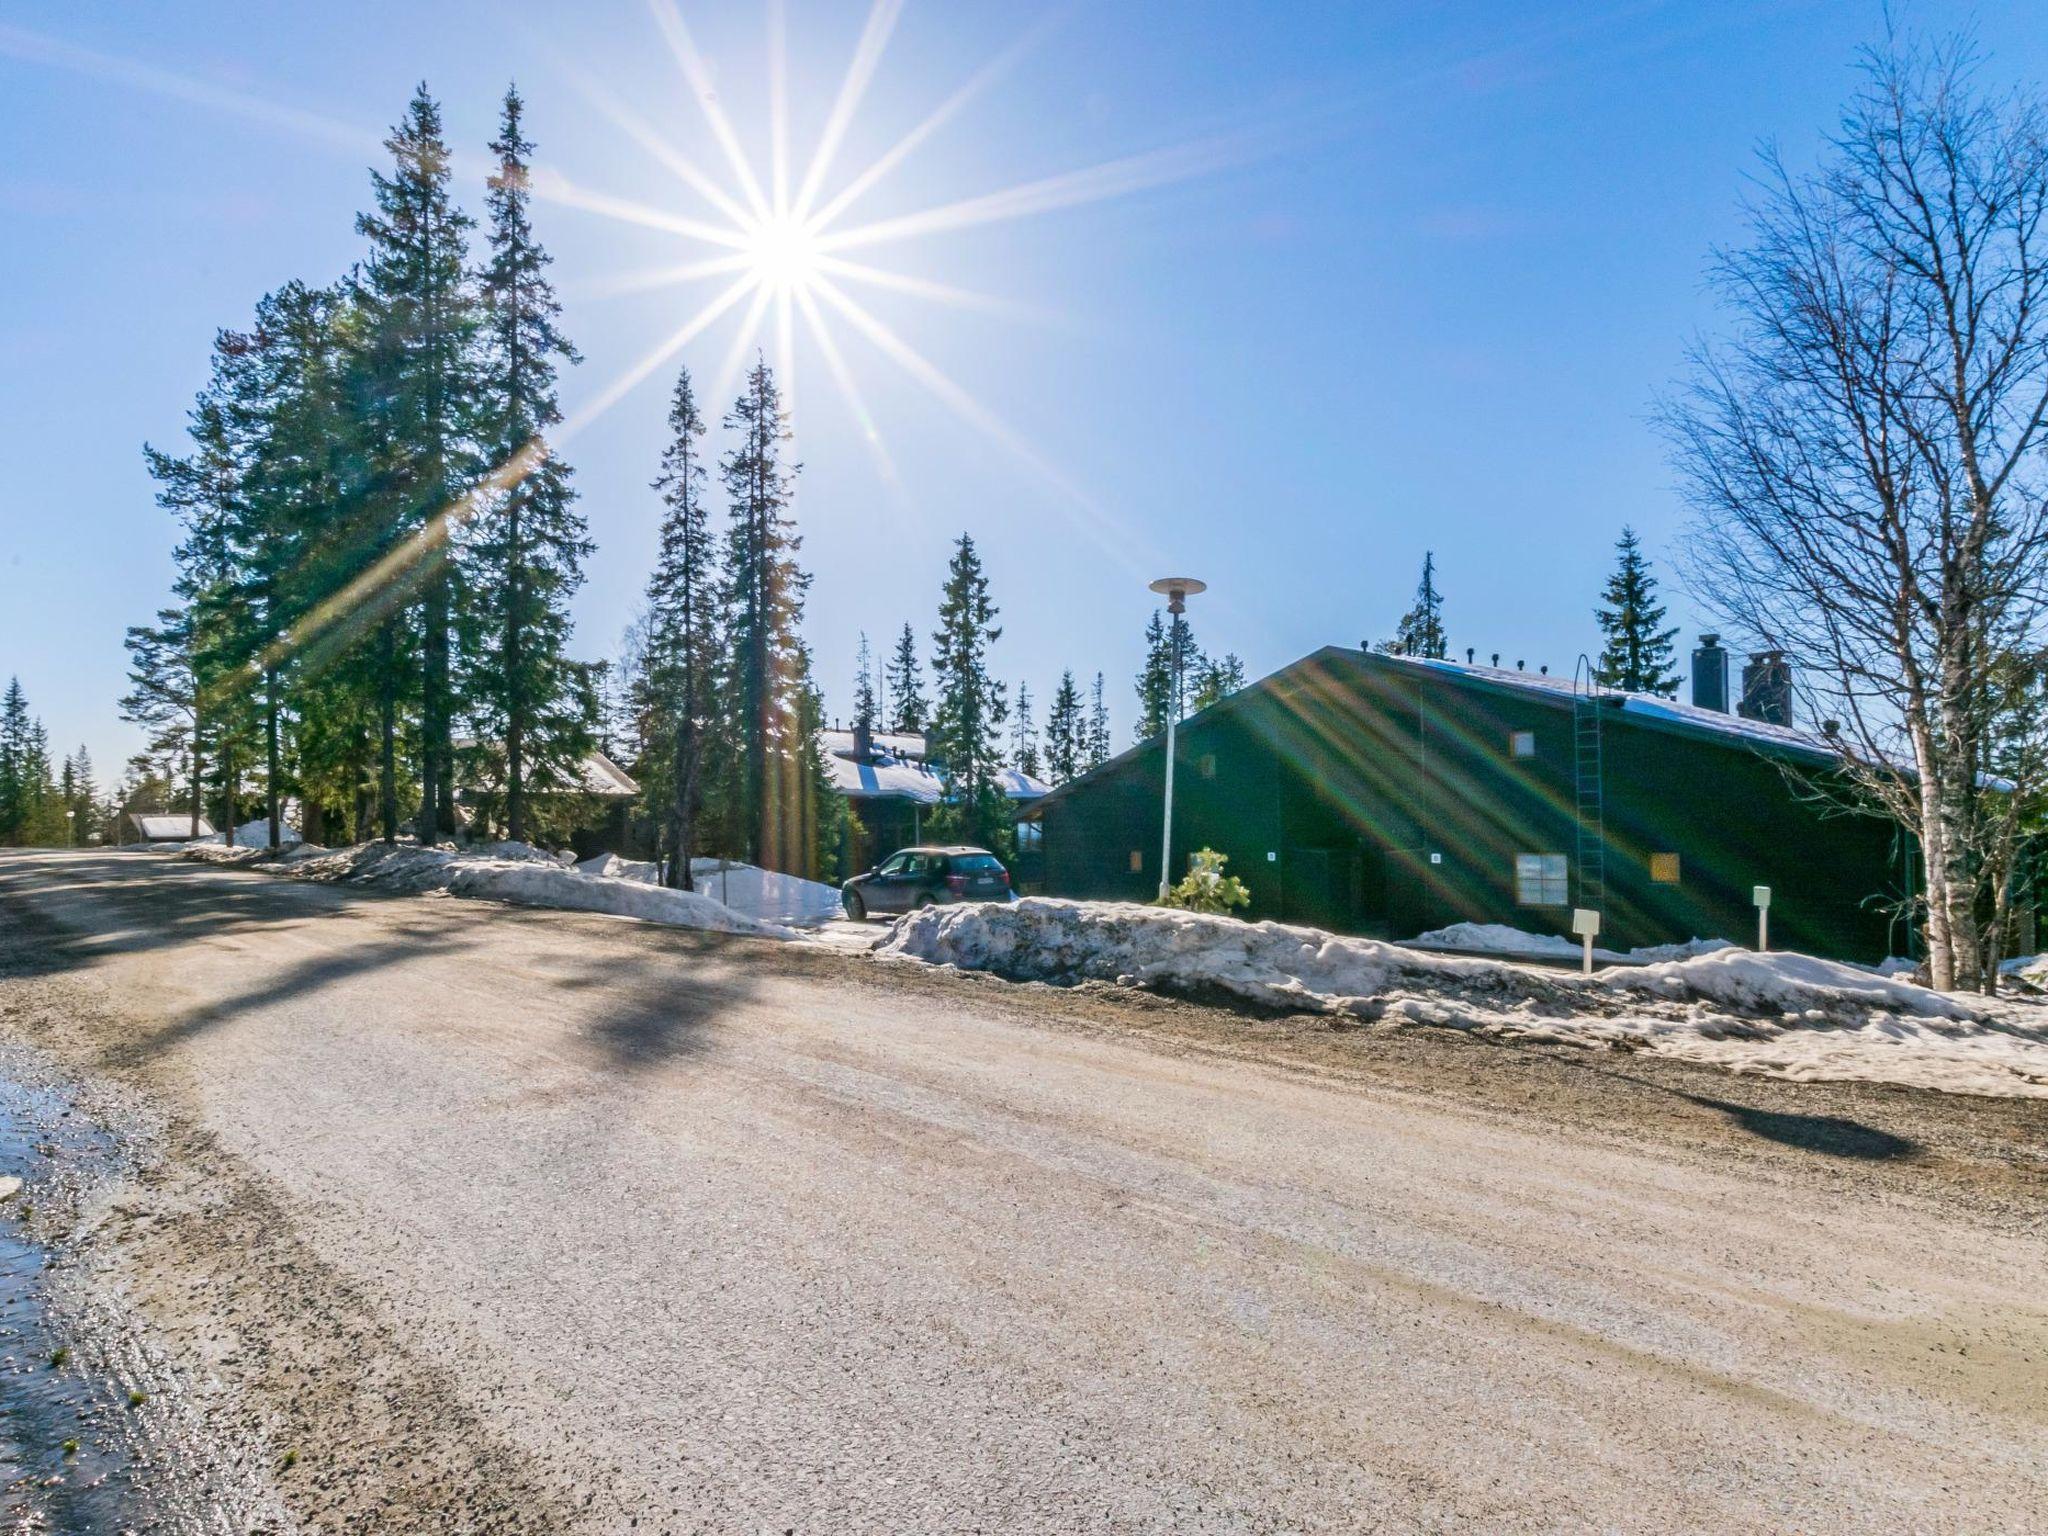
131, 814, 213, 840
818, 728, 1050, 803
577, 750, 640, 800
1366, 649, 1839, 761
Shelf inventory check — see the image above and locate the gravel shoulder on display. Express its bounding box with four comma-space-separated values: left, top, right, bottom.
2, 849, 2045, 1533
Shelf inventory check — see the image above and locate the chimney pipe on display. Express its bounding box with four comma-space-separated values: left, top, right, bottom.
1691, 634, 1729, 713
1739, 649, 1795, 726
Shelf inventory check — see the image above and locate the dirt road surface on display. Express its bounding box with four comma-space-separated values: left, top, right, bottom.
1, 849, 2044, 1533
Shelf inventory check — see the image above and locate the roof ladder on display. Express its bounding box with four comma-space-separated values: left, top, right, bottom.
1572, 656, 1607, 914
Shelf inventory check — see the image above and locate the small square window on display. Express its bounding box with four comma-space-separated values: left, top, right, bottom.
1515, 852, 1569, 906
1198, 753, 1217, 779
1509, 730, 1536, 759
1650, 852, 1681, 884
1129, 849, 1144, 873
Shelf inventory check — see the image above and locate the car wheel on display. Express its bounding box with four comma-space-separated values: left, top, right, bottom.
843, 890, 866, 921
917, 894, 937, 910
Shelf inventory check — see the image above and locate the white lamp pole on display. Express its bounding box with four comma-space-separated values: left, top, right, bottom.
1148, 576, 1206, 898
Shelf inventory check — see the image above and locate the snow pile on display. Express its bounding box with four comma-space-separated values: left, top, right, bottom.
229, 818, 302, 848
571, 852, 843, 925
686, 858, 843, 926
1410, 922, 1732, 966
200, 840, 794, 938
1612, 946, 1985, 1021
578, 852, 659, 884
877, 899, 1563, 1014
445, 861, 791, 937
878, 898, 2048, 1097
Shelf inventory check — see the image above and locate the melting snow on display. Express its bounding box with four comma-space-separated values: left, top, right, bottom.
878, 899, 2048, 1098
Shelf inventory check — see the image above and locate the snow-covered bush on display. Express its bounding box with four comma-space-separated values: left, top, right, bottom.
1158, 847, 1251, 916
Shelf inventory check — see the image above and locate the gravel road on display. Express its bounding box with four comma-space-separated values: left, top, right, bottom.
1, 849, 2044, 1533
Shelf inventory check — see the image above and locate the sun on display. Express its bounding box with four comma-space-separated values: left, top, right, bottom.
742, 212, 823, 294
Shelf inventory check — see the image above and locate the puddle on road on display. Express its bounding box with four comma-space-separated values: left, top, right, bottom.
0, 1061, 274, 1533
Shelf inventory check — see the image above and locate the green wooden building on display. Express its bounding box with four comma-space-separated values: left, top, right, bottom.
1024, 642, 1916, 962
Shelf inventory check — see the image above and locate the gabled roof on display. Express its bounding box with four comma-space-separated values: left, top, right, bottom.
1029, 644, 1845, 814
819, 728, 1050, 804
131, 814, 213, 840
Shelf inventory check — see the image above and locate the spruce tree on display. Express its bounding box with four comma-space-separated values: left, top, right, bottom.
1135, 611, 1201, 741
0, 679, 29, 844
354, 84, 480, 842
464, 87, 591, 844
121, 612, 201, 835
1010, 681, 1040, 778
641, 365, 723, 888
1593, 527, 1681, 695
1391, 552, 1448, 659
1190, 652, 1247, 712
1087, 672, 1112, 769
852, 632, 879, 731
718, 358, 812, 872
1044, 670, 1084, 784
885, 622, 927, 733
929, 533, 1009, 849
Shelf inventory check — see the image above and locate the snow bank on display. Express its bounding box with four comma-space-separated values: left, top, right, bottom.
687, 858, 843, 926
878, 898, 2048, 1098
876, 899, 1564, 1014
571, 852, 843, 925
1612, 946, 1985, 1021
446, 862, 791, 937
201, 841, 794, 938
229, 818, 302, 848
1409, 922, 1732, 966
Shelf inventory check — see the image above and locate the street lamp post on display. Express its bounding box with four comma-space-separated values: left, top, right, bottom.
1147, 576, 1206, 899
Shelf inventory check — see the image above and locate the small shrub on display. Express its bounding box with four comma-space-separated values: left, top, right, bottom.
48, 1347, 68, 1369
1158, 847, 1251, 916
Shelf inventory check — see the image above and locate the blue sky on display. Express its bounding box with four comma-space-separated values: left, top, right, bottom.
7, 0, 2048, 782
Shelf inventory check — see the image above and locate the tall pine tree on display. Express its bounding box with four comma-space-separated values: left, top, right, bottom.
1009, 680, 1040, 778
718, 358, 812, 872
1190, 652, 1247, 712
852, 632, 879, 731
1086, 672, 1112, 769
1593, 527, 1681, 695
641, 365, 723, 889
885, 622, 927, 733
1390, 552, 1448, 658
929, 533, 1009, 849
1135, 611, 1201, 741
464, 86, 592, 843
354, 84, 480, 841
1044, 670, 1084, 784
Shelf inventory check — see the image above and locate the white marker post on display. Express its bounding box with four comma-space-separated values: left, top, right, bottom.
1753, 885, 1772, 952
1572, 908, 1601, 976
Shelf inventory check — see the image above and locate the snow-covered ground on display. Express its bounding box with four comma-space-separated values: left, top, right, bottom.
878, 898, 2048, 1099
575, 852, 843, 926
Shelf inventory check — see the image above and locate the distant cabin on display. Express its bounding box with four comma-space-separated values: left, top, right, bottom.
124, 813, 213, 844
822, 725, 1050, 871
1024, 641, 1915, 963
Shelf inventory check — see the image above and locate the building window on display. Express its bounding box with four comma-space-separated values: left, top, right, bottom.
1198, 753, 1217, 780
1515, 853, 1569, 906
1129, 849, 1144, 873
1509, 730, 1536, 759
1650, 852, 1681, 884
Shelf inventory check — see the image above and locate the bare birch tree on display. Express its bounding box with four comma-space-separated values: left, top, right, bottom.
1666, 35, 2048, 990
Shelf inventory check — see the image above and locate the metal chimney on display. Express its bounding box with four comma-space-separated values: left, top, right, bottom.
1739, 650, 1795, 726
1691, 634, 1730, 713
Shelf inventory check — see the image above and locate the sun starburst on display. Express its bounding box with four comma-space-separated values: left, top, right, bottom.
530, 0, 1253, 564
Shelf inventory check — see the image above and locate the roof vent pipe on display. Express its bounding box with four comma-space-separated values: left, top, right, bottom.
1691, 634, 1730, 713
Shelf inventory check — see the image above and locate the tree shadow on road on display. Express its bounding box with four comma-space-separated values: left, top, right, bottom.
1551, 1056, 1919, 1160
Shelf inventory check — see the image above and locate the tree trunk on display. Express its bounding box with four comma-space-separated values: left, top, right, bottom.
265, 667, 281, 851
378, 621, 399, 843
420, 579, 447, 845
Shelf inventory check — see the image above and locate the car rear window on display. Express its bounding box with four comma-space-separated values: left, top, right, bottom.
950, 854, 1004, 873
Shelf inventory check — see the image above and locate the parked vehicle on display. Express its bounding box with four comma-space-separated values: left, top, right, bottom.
841, 845, 1011, 920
